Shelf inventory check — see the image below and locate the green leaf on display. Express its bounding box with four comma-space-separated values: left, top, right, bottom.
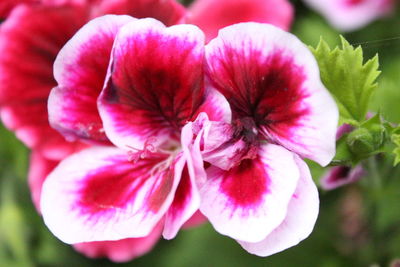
310, 36, 381, 125
391, 132, 400, 166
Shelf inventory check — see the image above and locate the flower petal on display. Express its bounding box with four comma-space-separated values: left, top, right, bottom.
41, 146, 185, 243
238, 156, 319, 256
0, 4, 89, 157
98, 18, 205, 150
73, 223, 162, 262
49, 15, 135, 143
163, 164, 200, 239
205, 23, 338, 166
96, 0, 186, 26
199, 144, 300, 242
188, 0, 293, 41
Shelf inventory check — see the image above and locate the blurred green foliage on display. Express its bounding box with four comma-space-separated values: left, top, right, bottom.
1, 0, 400, 266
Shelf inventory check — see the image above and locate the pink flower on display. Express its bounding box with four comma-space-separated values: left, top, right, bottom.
182, 22, 338, 256
41, 16, 226, 244
188, 0, 293, 41
320, 165, 365, 190
319, 124, 365, 190
0, 0, 186, 159
303, 0, 395, 31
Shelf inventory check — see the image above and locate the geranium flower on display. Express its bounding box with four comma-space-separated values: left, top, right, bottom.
0, 0, 185, 159
41, 16, 227, 244
187, 0, 293, 41
182, 22, 338, 256
303, 0, 395, 31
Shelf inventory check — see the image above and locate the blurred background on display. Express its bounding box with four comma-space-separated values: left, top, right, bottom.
1, 0, 400, 266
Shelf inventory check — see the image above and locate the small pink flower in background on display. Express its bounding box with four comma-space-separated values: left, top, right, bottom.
183, 22, 338, 256
303, 0, 395, 31
41, 16, 226, 244
0, 0, 38, 18
320, 124, 365, 190
320, 165, 365, 190
188, 0, 293, 41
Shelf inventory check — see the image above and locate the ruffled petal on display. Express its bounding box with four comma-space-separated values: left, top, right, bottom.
205, 23, 338, 166
238, 156, 319, 256
41, 146, 185, 243
188, 0, 293, 41
96, 0, 186, 26
98, 18, 205, 150
73, 223, 162, 262
0, 4, 89, 157
199, 144, 300, 243
49, 15, 135, 143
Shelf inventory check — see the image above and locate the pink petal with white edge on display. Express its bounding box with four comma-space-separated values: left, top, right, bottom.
200, 144, 300, 243
163, 164, 200, 239
239, 156, 319, 256
188, 0, 293, 41
41, 146, 185, 243
205, 23, 338, 166
303, 0, 394, 31
99, 18, 205, 150
50, 15, 135, 144
73, 223, 163, 262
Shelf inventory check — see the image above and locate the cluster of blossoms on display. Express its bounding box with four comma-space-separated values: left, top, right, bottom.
0, 0, 294, 262
303, 0, 396, 31
0, 0, 343, 262
42, 15, 338, 257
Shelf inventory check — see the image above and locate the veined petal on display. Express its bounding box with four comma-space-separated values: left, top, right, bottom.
41, 146, 185, 243
50, 15, 135, 143
238, 156, 319, 256
0, 4, 89, 156
99, 18, 205, 150
96, 0, 186, 26
206, 23, 338, 166
73, 223, 163, 262
163, 164, 200, 239
199, 144, 300, 243
188, 0, 293, 41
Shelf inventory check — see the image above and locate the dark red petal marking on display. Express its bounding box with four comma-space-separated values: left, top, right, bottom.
98, 0, 186, 26
0, 4, 89, 154
101, 22, 205, 145
167, 165, 191, 217
220, 158, 269, 209
207, 46, 310, 141
77, 152, 170, 219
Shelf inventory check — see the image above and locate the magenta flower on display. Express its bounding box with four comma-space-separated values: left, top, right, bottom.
188, 0, 293, 41
319, 124, 365, 190
182, 22, 339, 256
303, 0, 395, 31
41, 16, 227, 244
0, 0, 186, 159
